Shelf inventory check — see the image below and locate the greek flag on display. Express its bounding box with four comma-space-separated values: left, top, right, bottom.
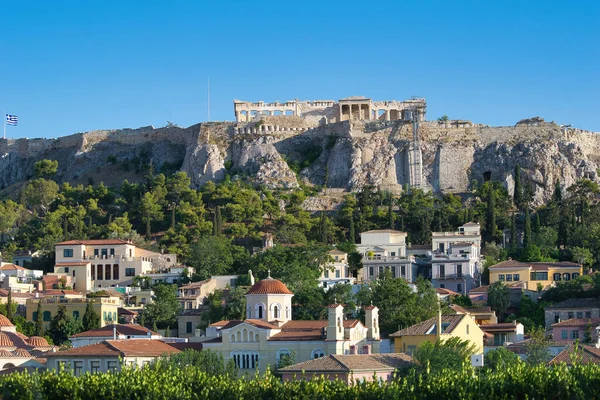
6, 114, 17, 126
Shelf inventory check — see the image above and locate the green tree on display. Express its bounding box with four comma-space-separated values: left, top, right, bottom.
6, 290, 13, 322
571, 246, 594, 273
484, 347, 522, 371
412, 337, 478, 372
34, 159, 59, 179
514, 165, 523, 210
21, 178, 59, 215
525, 327, 551, 365
153, 349, 237, 377
487, 281, 510, 319
48, 304, 82, 345
82, 300, 101, 331
451, 295, 473, 308
140, 191, 164, 238
189, 236, 246, 280
35, 302, 44, 337
142, 284, 180, 329
486, 185, 497, 242
510, 211, 518, 248
523, 208, 531, 248
213, 206, 223, 236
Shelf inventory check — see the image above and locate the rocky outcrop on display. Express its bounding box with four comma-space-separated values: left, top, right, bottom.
1, 119, 598, 205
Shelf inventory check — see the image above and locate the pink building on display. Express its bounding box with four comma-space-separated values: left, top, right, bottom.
279, 353, 412, 385
551, 318, 600, 341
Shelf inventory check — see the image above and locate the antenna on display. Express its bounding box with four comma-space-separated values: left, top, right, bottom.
207, 78, 211, 121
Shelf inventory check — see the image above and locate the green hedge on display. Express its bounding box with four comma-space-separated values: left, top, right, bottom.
1, 363, 599, 399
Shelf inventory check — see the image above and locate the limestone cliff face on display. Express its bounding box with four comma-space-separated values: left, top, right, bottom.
1, 120, 598, 206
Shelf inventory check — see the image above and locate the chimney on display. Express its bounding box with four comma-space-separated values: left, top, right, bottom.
349, 345, 357, 355
365, 306, 380, 340
437, 308, 442, 339
326, 304, 344, 341
362, 344, 371, 355
113, 325, 117, 340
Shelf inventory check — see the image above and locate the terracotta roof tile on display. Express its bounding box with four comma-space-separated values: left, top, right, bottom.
479, 323, 520, 332
280, 354, 413, 373
70, 324, 158, 338
0, 315, 14, 328
56, 239, 130, 246
269, 320, 360, 341
0, 264, 29, 271
246, 278, 293, 295
46, 339, 180, 358
551, 318, 600, 327
549, 343, 600, 365
547, 298, 600, 309
390, 315, 466, 337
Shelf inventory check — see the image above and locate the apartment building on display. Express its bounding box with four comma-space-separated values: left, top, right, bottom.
431, 242, 481, 294
488, 260, 582, 291
53, 239, 177, 293
25, 296, 120, 329
319, 250, 354, 289
431, 222, 481, 259
356, 230, 415, 283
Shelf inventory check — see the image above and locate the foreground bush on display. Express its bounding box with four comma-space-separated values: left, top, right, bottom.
1, 362, 600, 399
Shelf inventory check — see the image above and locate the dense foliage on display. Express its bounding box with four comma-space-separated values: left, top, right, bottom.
2, 362, 600, 399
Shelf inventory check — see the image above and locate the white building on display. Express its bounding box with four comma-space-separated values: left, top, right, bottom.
356, 230, 415, 283
69, 324, 162, 348
199, 275, 381, 373
431, 222, 481, 258
319, 250, 354, 289
0, 263, 43, 293
53, 239, 177, 293
431, 242, 481, 294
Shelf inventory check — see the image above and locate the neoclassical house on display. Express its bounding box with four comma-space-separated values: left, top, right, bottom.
200, 275, 380, 372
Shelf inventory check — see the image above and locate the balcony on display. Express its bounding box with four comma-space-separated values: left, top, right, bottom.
435, 273, 468, 280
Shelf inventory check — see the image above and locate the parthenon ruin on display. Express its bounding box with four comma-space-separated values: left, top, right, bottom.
233, 96, 427, 124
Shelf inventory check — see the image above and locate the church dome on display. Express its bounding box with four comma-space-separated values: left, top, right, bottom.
13, 349, 30, 357
0, 332, 14, 347
246, 277, 292, 295
28, 336, 49, 347
0, 315, 14, 327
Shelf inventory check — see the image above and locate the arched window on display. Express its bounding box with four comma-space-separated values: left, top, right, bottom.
255, 333, 260, 342
230, 334, 235, 343
276, 349, 291, 361
285, 307, 290, 319
243, 329, 248, 342
236, 331, 241, 342
573, 273, 580, 279
311, 349, 325, 359
273, 306, 279, 319
338, 317, 342, 333
553, 273, 561, 281
258, 306, 263, 319
563, 273, 571, 281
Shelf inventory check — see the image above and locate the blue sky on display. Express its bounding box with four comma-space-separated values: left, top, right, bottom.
0, 0, 598, 138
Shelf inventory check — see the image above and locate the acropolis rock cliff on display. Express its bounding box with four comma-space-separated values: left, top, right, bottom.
1, 96, 598, 208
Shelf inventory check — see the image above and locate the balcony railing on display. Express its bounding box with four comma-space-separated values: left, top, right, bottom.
364, 256, 411, 261
435, 273, 469, 280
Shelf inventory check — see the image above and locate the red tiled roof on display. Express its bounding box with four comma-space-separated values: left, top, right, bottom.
549, 343, 600, 365
246, 278, 293, 295
70, 324, 158, 338
166, 342, 203, 352
46, 339, 180, 358
469, 285, 489, 293
269, 320, 360, 341
0, 332, 15, 347
390, 315, 467, 337
0, 315, 14, 328
56, 239, 130, 246
208, 320, 230, 327
0, 263, 29, 271
217, 319, 280, 330
40, 289, 83, 296
280, 354, 413, 373
437, 288, 461, 296
479, 323, 520, 333
118, 308, 138, 316
489, 260, 581, 270
551, 318, 600, 328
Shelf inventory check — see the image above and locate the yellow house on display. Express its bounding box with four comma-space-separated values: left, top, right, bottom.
389, 312, 484, 354
26, 297, 120, 328
488, 260, 582, 291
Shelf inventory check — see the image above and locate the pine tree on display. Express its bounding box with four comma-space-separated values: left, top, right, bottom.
6, 290, 13, 322
319, 211, 328, 244
35, 302, 44, 337
82, 300, 101, 331
388, 200, 394, 230
348, 215, 356, 243
523, 208, 532, 248
514, 165, 523, 210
